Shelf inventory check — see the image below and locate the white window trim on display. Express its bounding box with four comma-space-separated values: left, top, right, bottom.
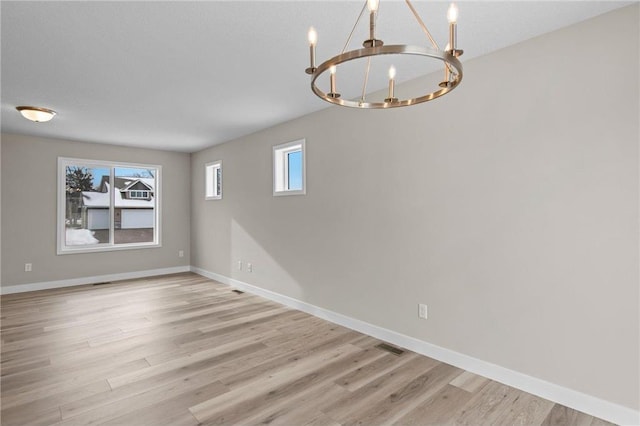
205, 160, 222, 200
57, 157, 162, 255
273, 139, 306, 197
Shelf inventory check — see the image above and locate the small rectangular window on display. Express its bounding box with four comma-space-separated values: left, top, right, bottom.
273, 139, 305, 196
205, 160, 222, 200
130, 190, 149, 199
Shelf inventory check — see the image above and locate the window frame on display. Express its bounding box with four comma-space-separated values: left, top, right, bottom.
205, 160, 222, 200
273, 139, 306, 197
57, 157, 162, 255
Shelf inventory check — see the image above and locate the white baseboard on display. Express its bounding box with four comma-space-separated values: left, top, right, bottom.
191, 266, 640, 426
0, 266, 190, 295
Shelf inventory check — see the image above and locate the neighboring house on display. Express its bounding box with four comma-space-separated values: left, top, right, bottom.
81, 177, 155, 230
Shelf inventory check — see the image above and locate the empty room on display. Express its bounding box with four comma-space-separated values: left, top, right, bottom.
1, 1, 638, 425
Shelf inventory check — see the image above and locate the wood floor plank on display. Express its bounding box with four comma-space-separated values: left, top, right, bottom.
0, 405, 61, 426
100, 397, 203, 426
0, 357, 150, 404
58, 378, 228, 424
59, 346, 260, 421
1, 340, 90, 367
334, 351, 414, 392
212, 347, 384, 425
490, 388, 555, 425
453, 380, 525, 425
541, 404, 616, 426
394, 383, 474, 425
144, 327, 281, 366
189, 343, 362, 423
107, 339, 267, 389
0, 273, 615, 426
0, 356, 51, 377
0, 380, 110, 424
450, 370, 490, 393
320, 354, 441, 423
217, 329, 362, 390
244, 382, 350, 426
340, 362, 465, 425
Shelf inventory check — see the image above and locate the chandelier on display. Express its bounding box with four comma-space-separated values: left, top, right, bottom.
305, 0, 463, 109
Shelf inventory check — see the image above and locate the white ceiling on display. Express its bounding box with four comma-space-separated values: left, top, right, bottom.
1, 1, 631, 153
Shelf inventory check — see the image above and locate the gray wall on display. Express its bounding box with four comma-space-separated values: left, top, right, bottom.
0, 137, 3, 287
1, 134, 191, 287
191, 6, 639, 410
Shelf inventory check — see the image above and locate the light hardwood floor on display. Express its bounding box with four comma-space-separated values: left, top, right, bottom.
1, 273, 614, 425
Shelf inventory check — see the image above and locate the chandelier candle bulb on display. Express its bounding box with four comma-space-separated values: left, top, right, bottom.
364, 0, 382, 47
388, 66, 395, 99
330, 65, 336, 93
385, 65, 398, 103
308, 27, 317, 46
306, 27, 318, 74
329, 65, 339, 97
447, 3, 458, 51
368, 0, 377, 41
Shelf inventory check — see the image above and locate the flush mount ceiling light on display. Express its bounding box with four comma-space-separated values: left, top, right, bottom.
16, 106, 57, 122
305, 0, 463, 109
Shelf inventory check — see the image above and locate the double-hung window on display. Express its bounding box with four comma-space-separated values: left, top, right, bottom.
273, 139, 306, 196
57, 157, 161, 254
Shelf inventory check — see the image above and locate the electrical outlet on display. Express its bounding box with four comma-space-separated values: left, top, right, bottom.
237, 260, 242, 271
25, 263, 32, 272
418, 303, 428, 319
178, 250, 184, 258
247, 263, 253, 273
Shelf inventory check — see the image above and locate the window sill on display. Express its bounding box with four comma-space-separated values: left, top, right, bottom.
273, 189, 306, 197
57, 241, 161, 255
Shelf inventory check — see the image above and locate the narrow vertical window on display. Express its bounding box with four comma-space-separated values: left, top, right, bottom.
273, 139, 306, 196
205, 160, 222, 200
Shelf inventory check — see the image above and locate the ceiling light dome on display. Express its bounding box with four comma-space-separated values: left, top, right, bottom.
16, 106, 57, 122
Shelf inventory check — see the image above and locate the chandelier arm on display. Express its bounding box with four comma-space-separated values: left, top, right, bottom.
404, 0, 440, 50
342, 1, 369, 54
360, 56, 372, 103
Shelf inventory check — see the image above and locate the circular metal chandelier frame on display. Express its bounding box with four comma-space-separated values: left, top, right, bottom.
311, 44, 463, 109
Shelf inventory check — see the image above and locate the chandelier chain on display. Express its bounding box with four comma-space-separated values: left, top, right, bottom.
342, 1, 368, 54
404, 0, 439, 50
360, 56, 372, 103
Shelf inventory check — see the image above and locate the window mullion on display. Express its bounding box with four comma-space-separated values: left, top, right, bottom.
109, 167, 115, 246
